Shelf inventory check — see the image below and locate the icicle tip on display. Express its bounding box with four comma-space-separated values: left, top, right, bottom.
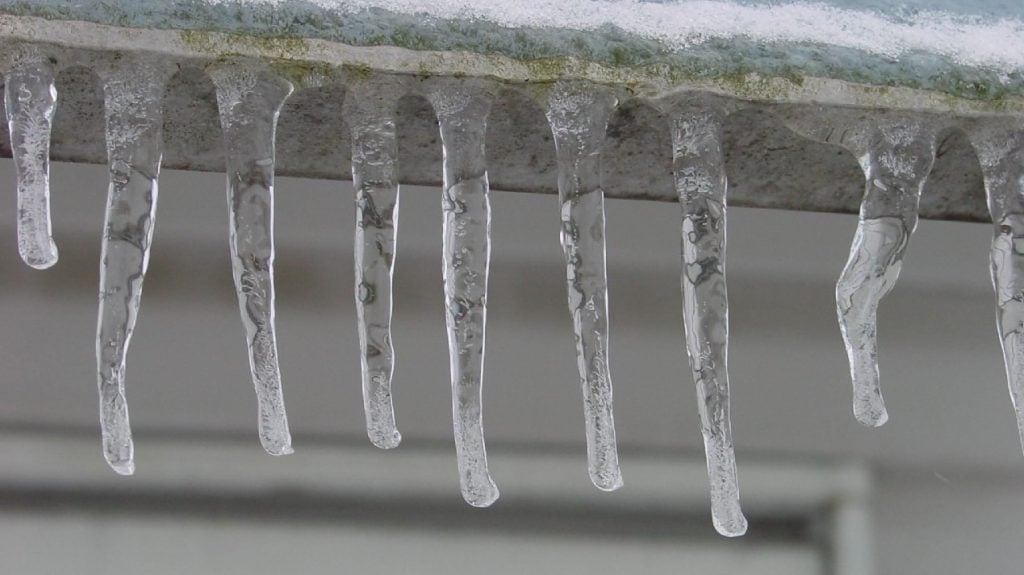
260, 436, 294, 457
369, 429, 402, 450
20, 242, 58, 270
103, 452, 135, 476
713, 511, 748, 538
590, 468, 624, 492
462, 483, 500, 508
853, 396, 889, 428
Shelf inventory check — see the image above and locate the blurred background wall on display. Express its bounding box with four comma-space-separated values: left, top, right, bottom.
0, 161, 1020, 574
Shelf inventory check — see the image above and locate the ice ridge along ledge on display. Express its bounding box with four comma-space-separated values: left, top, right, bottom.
1, 0, 1023, 100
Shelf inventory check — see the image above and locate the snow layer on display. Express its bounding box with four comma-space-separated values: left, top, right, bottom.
233, 0, 1024, 71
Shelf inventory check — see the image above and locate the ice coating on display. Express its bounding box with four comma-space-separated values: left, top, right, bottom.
211, 66, 294, 456
3, 51, 58, 270
969, 121, 1024, 454
95, 61, 168, 475
192, 0, 1024, 72
429, 86, 499, 507
545, 82, 622, 492
670, 106, 746, 537
836, 119, 937, 427
347, 83, 402, 450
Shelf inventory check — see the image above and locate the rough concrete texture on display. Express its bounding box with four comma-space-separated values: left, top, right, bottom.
2, 0, 1022, 99
0, 14, 1010, 221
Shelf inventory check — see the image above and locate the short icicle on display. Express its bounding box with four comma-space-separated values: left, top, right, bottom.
670, 104, 746, 537
545, 82, 623, 492
429, 85, 499, 507
835, 119, 937, 427
95, 60, 169, 475
3, 48, 58, 269
347, 83, 403, 449
211, 66, 294, 456
968, 120, 1024, 454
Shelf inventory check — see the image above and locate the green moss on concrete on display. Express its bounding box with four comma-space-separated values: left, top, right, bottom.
3, 0, 1022, 103
180, 29, 310, 60
346, 63, 373, 81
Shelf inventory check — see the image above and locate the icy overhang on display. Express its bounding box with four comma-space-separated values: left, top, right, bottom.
4, 0, 1023, 99
0, 0, 1022, 221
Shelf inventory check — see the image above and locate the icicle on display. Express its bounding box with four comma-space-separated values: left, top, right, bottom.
210, 66, 294, 456
545, 83, 622, 492
94, 61, 169, 475
968, 121, 1024, 455
346, 83, 402, 450
670, 105, 746, 537
429, 85, 499, 507
835, 119, 937, 427
3, 49, 58, 269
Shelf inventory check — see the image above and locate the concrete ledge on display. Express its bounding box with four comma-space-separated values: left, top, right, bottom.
0, 13, 1011, 221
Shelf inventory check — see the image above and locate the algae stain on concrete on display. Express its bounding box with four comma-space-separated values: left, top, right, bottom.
180, 30, 310, 60
170, 27, 1024, 116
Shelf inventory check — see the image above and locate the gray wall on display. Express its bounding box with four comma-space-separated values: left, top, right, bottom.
0, 160, 1021, 573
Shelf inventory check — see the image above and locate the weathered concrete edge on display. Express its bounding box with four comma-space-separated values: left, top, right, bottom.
0, 14, 1000, 223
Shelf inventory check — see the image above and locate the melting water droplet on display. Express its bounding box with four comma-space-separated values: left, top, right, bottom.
348, 84, 402, 450
969, 121, 1024, 455
670, 106, 746, 537
4, 49, 58, 269
546, 82, 623, 492
95, 60, 168, 476
430, 85, 499, 507
211, 66, 294, 456
835, 119, 936, 427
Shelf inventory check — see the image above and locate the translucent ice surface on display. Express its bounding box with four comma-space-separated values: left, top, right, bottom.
670, 106, 746, 537
211, 66, 294, 456
969, 121, 1024, 455
95, 60, 168, 475
3, 49, 58, 269
836, 120, 937, 427
546, 82, 623, 492
348, 83, 403, 450
430, 86, 500, 507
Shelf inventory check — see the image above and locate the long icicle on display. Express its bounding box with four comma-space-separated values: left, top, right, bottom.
969, 121, 1024, 454
95, 61, 168, 475
545, 83, 623, 492
670, 106, 746, 537
211, 67, 294, 456
348, 84, 402, 449
836, 120, 937, 427
3, 49, 58, 269
429, 86, 499, 507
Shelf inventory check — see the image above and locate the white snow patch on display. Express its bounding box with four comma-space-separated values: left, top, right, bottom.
209, 0, 1024, 73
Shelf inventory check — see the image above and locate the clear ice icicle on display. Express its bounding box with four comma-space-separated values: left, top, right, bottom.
95, 61, 168, 475
347, 85, 402, 449
836, 120, 937, 427
211, 66, 294, 456
3, 50, 58, 269
429, 86, 499, 507
670, 106, 746, 537
545, 83, 622, 492
969, 121, 1024, 454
